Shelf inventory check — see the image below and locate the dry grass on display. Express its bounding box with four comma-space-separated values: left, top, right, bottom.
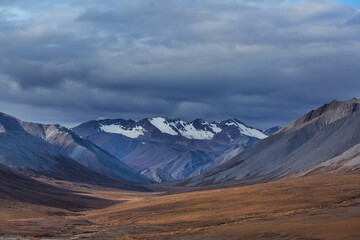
1, 174, 360, 239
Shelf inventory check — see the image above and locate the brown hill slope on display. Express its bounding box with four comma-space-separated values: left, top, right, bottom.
0, 163, 119, 238
0, 163, 114, 211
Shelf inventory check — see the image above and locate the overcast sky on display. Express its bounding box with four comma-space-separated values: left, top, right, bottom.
0, 0, 359, 129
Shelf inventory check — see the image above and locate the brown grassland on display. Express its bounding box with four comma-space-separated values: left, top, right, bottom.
1, 173, 360, 239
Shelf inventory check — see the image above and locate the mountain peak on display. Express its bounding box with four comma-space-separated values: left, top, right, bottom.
283, 98, 360, 132
90, 116, 267, 140
0, 112, 20, 120
224, 118, 242, 123
0, 112, 24, 132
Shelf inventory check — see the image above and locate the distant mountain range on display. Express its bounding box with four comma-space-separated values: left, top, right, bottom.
1, 98, 359, 190
73, 118, 277, 182
0, 111, 277, 186
182, 98, 360, 186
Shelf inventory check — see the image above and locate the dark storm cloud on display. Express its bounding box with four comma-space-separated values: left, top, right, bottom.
0, 0, 359, 128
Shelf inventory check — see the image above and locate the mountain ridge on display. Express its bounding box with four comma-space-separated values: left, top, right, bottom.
179, 98, 360, 186
0, 112, 151, 188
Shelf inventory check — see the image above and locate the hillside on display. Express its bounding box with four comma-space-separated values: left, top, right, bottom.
0, 162, 114, 211
21, 120, 151, 183
0, 113, 150, 190
183, 98, 360, 186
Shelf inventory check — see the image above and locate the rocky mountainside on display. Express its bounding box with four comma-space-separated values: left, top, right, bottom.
0, 113, 151, 188
20, 121, 151, 183
73, 117, 270, 181
183, 98, 360, 186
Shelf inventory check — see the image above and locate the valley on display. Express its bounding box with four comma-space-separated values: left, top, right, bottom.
1, 173, 359, 239
1, 99, 360, 239
2, 0, 359, 238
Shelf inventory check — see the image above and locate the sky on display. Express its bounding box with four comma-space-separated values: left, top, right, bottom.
0, 0, 359, 129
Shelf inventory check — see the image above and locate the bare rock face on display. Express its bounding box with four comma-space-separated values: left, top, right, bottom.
184, 98, 360, 186
283, 98, 360, 132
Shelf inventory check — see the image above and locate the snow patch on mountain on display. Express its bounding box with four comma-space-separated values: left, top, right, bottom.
177, 121, 215, 140
99, 124, 146, 138
225, 121, 267, 139
150, 118, 222, 140
150, 118, 178, 135
97, 117, 266, 141
210, 124, 222, 133
74, 116, 273, 181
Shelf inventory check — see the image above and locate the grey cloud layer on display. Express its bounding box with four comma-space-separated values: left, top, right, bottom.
0, 0, 359, 128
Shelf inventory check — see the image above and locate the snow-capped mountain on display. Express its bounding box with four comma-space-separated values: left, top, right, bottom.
73, 117, 272, 182
0, 112, 151, 187
182, 98, 360, 186
97, 117, 267, 140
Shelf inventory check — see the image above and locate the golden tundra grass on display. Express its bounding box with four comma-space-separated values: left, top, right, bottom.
1, 174, 360, 239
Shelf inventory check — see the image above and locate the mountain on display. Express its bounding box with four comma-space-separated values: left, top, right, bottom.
20, 121, 151, 184
0, 112, 150, 189
183, 98, 360, 186
73, 117, 268, 181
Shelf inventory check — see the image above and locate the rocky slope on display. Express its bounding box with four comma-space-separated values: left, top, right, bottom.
183, 98, 360, 186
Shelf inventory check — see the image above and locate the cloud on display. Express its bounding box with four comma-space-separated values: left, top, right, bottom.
346, 12, 360, 25
0, 0, 359, 129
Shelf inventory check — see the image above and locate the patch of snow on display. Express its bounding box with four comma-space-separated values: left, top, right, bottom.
99, 124, 146, 138
226, 134, 233, 142
225, 122, 267, 139
176, 121, 214, 140
210, 123, 222, 133
149, 117, 178, 136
